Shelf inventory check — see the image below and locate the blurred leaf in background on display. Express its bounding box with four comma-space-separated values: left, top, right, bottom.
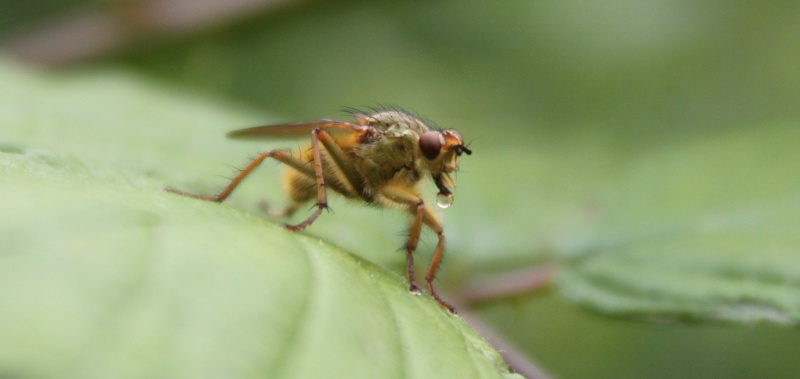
3, 0, 800, 378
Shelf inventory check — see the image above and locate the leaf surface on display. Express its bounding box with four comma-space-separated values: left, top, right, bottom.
0, 63, 517, 379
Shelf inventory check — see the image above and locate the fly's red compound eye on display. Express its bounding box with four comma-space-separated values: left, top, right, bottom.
419, 131, 442, 160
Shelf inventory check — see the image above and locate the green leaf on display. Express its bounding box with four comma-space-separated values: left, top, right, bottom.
106, 0, 800, 327
558, 124, 800, 324
0, 63, 516, 379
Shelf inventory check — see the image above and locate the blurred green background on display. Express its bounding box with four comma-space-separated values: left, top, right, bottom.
3, 1, 800, 378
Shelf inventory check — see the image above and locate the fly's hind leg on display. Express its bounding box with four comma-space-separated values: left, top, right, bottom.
379, 185, 456, 314
167, 127, 362, 233
165, 150, 308, 203
166, 148, 320, 231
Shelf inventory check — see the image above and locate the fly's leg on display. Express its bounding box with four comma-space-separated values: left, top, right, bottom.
166, 147, 322, 231
421, 211, 452, 313
167, 127, 362, 233
260, 127, 363, 221
380, 186, 456, 314
405, 198, 425, 295
284, 127, 362, 231
283, 127, 329, 231
313, 126, 362, 195
165, 150, 308, 202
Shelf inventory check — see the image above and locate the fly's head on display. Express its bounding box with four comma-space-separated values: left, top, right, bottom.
352, 108, 471, 207
418, 129, 471, 208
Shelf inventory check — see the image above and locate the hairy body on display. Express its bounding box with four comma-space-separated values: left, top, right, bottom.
167, 108, 471, 313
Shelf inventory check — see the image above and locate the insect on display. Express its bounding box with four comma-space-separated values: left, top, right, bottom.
166, 108, 471, 313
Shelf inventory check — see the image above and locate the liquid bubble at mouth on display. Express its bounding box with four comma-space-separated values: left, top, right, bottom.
436, 192, 453, 208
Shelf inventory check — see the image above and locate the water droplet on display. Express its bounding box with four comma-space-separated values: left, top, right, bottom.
436, 192, 453, 208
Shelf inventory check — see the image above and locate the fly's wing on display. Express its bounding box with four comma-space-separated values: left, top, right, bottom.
227, 119, 369, 140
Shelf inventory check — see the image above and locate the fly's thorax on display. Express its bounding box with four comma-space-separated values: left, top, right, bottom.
352, 129, 428, 191
359, 110, 431, 136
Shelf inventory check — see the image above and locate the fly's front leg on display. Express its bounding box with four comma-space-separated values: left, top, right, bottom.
380, 186, 456, 314
419, 207, 453, 314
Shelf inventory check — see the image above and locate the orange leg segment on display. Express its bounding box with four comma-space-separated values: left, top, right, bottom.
380, 186, 456, 314
166, 127, 346, 232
